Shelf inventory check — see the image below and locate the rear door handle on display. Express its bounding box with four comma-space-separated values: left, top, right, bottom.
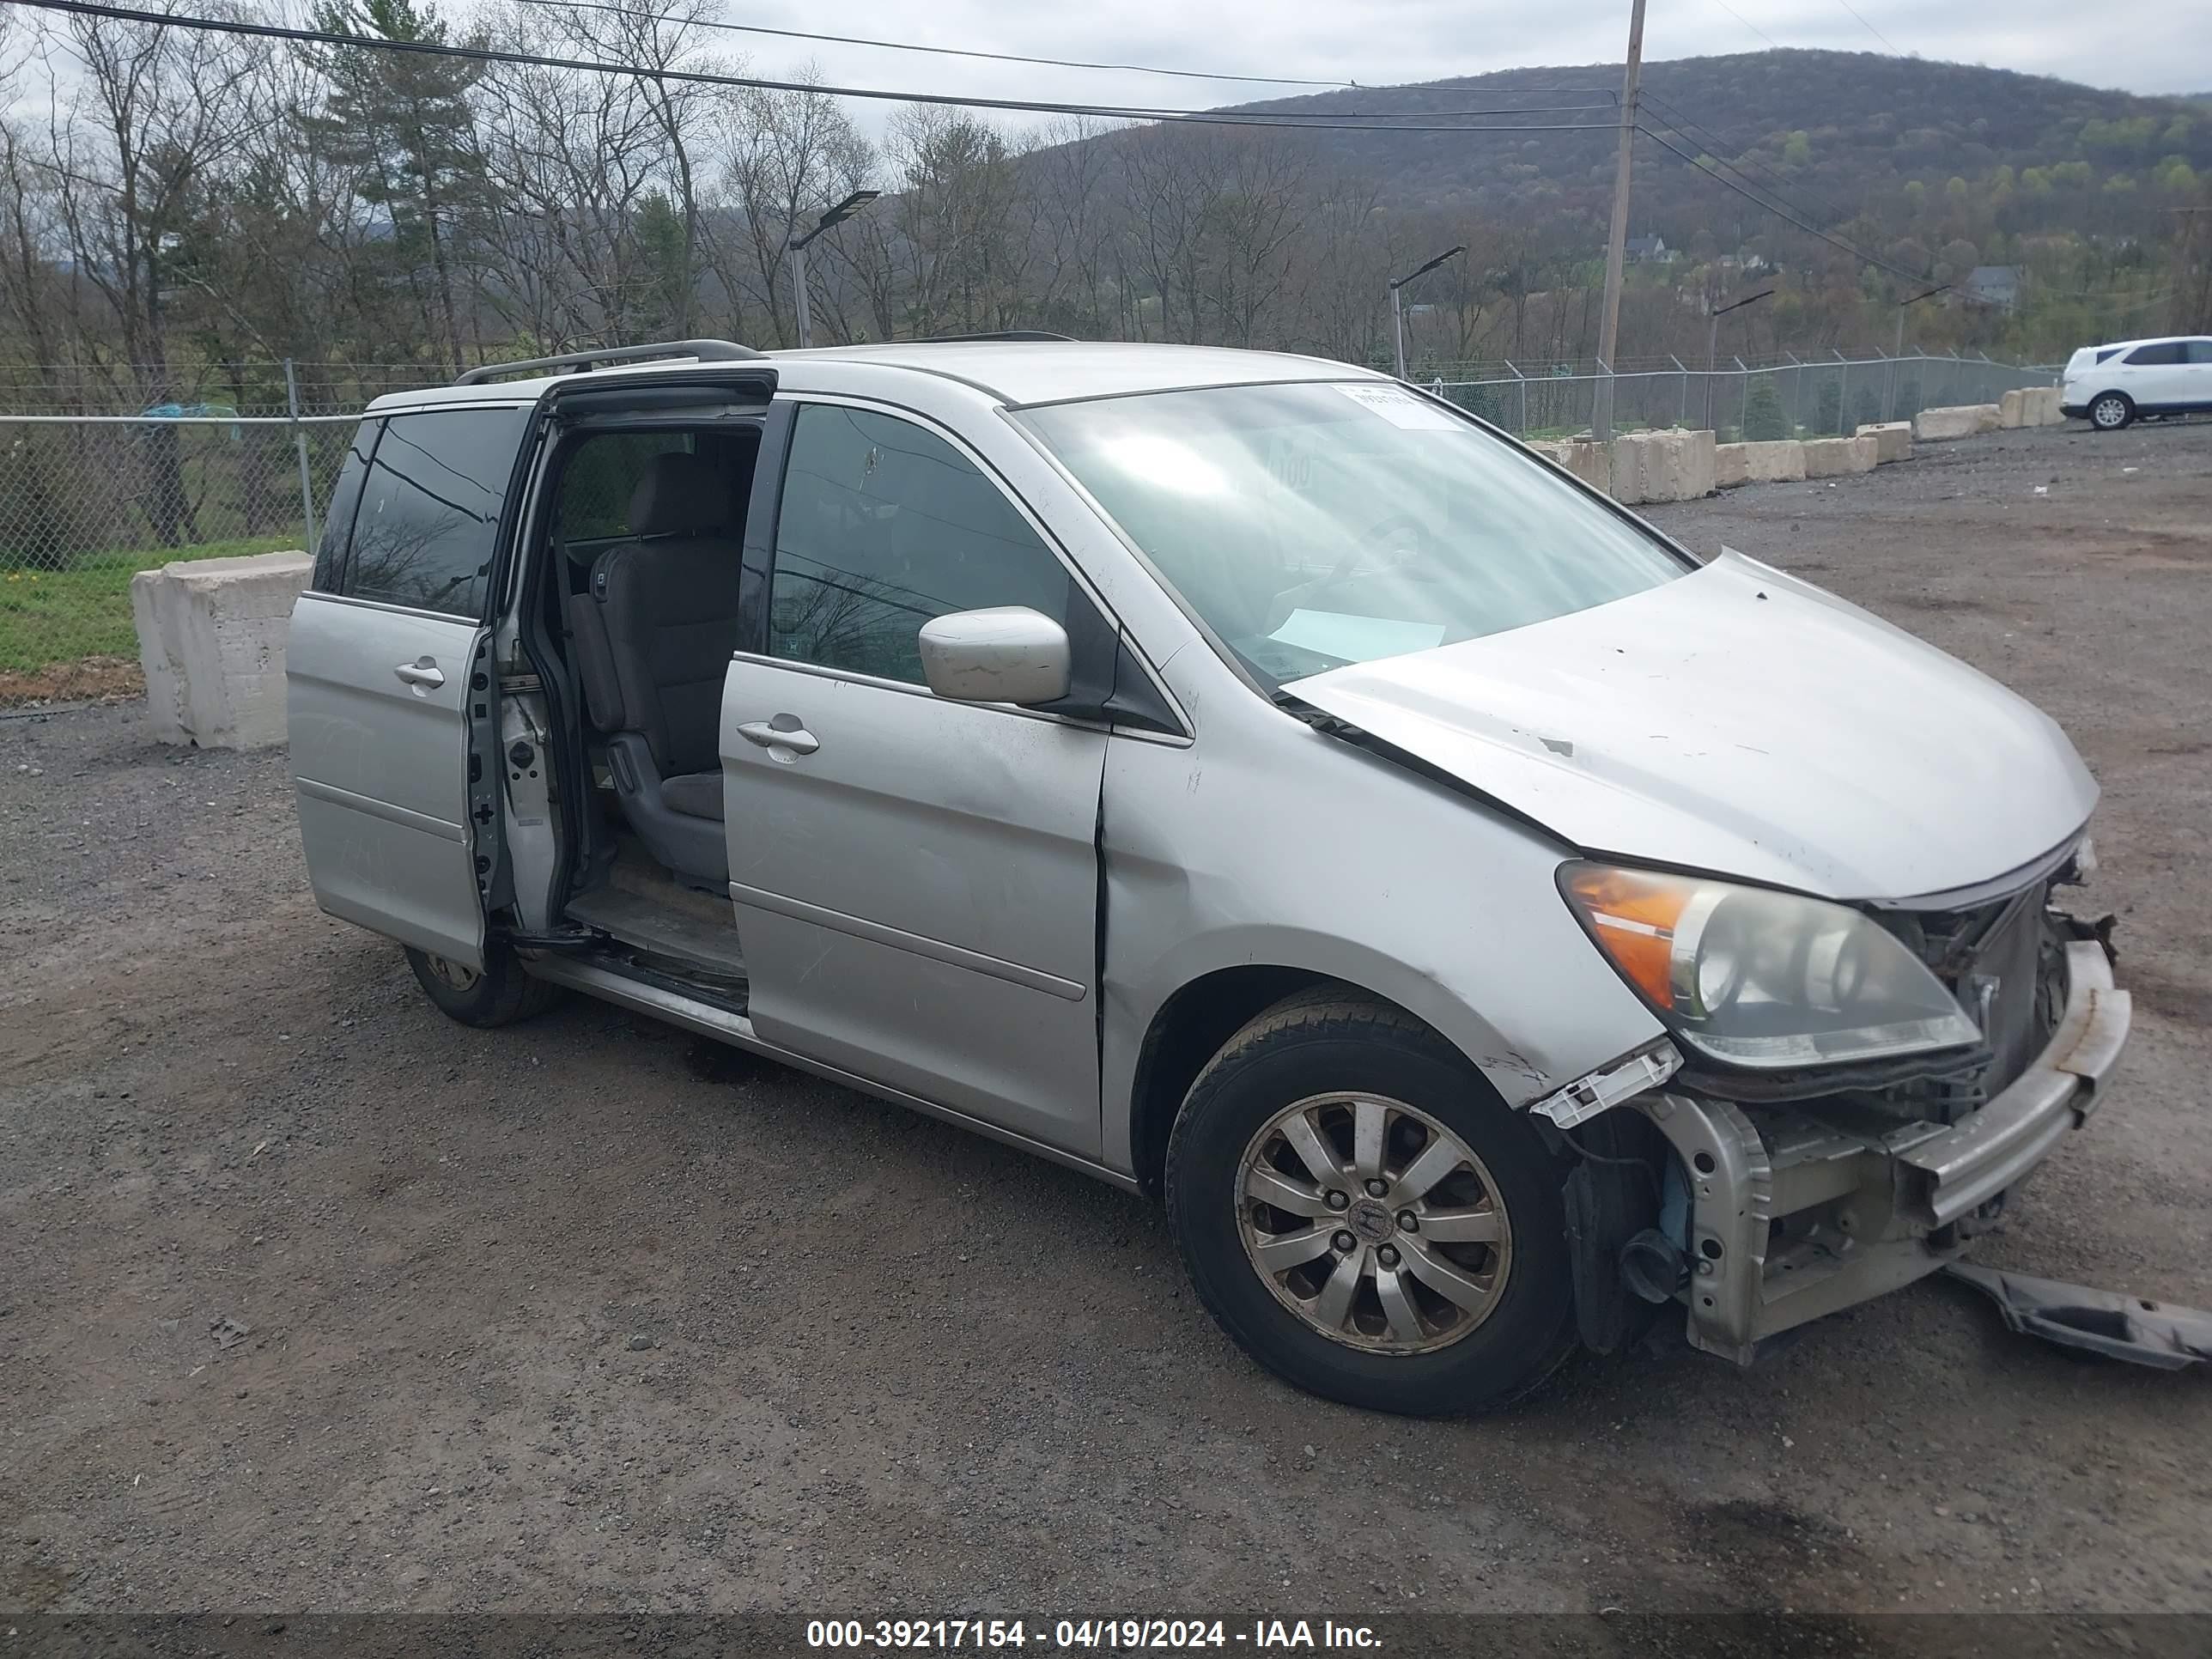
735, 717, 819, 757
393, 658, 445, 690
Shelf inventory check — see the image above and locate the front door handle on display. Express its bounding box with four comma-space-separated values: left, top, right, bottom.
393, 658, 445, 690
735, 717, 820, 757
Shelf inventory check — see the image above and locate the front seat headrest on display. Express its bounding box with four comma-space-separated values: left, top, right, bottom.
627, 451, 726, 538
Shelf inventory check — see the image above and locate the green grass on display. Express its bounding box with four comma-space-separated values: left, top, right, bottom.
0, 534, 300, 673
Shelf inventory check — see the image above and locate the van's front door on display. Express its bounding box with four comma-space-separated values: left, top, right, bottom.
287, 406, 532, 968
720, 400, 1108, 1155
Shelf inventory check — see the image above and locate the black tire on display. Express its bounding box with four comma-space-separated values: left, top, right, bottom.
2088, 391, 2134, 431
404, 941, 562, 1028
1165, 991, 1576, 1416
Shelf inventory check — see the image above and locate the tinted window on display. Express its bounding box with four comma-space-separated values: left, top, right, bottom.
2124, 342, 2185, 366
556, 431, 696, 544
311, 418, 378, 592
769, 404, 1073, 686
2187, 340, 2212, 365
345, 407, 530, 617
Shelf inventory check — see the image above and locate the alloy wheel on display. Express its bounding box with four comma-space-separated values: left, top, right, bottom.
422, 954, 481, 992
2091, 394, 2129, 430
1235, 1092, 1513, 1355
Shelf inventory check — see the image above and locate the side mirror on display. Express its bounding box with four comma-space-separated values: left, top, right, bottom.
917, 606, 1072, 707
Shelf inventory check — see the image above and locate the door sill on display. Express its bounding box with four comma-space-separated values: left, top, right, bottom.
520, 954, 1139, 1195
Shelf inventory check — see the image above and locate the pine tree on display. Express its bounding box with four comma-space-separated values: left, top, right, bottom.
1743, 377, 1789, 441
303, 0, 487, 373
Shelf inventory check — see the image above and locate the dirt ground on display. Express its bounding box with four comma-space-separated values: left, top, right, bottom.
3, 421, 2209, 1621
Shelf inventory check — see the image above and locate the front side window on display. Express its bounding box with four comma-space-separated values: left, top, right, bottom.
2186, 340, 2212, 365
1019, 380, 1687, 690
345, 407, 530, 617
2124, 342, 2184, 367
769, 404, 1073, 686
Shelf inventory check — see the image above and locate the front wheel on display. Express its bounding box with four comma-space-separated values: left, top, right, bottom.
2088, 392, 2134, 431
404, 941, 562, 1027
1165, 992, 1576, 1415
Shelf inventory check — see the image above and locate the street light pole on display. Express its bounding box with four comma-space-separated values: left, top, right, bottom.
1389, 244, 1467, 380
1704, 287, 1773, 430
1592, 0, 1648, 442
787, 188, 881, 348
1887, 283, 1948, 420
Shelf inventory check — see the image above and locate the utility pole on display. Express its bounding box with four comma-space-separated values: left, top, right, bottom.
1592, 0, 1647, 442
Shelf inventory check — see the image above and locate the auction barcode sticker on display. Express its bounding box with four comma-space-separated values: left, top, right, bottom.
1328, 380, 1460, 429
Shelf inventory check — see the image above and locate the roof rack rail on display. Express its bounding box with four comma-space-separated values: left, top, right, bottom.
908, 331, 1076, 344
455, 338, 765, 386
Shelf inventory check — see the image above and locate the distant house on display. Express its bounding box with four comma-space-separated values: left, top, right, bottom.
1626, 234, 1677, 264
1962, 265, 2021, 312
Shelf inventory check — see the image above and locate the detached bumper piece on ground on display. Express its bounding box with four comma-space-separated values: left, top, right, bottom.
1944, 1262, 2212, 1370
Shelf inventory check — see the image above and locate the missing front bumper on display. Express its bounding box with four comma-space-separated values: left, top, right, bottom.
1632, 939, 2132, 1364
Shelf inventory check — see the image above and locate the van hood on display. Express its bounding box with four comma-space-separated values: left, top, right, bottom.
1284, 552, 2097, 901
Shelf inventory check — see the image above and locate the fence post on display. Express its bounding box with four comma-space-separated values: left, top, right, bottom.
1669, 355, 1688, 426
1505, 361, 1527, 436
1735, 356, 1750, 436
285, 359, 318, 558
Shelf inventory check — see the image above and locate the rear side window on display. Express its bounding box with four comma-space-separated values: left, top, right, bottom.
556, 431, 696, 544
311, 419, 379, 592
769, 404, 1075, 686
344, 407, 530, 618
2124, 342, 2184, 366
2187, 341, 2212, 365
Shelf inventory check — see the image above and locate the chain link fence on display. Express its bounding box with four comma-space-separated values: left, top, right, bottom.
1427, 350, 2059, 441
1, 412, 357, 703
0, 349, 2065, 708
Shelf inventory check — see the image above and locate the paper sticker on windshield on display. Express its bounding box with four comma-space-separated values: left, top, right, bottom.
1270, 609, 1446, 664
1329, 382, 1461, 430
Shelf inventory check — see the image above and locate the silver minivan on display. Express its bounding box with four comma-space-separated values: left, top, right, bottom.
288, 337, 2130, 1413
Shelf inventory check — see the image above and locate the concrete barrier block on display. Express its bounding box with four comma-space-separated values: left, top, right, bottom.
1528, 437, 1610, 492
1856, 421, 1913, 463
1607, 431, 1653, 503
2023, 385, 2064, 426
1714, 440, 1807, 488
1915, 404, 2001, 441
1649, 428, 1716, 500
1802, 435, 1879, 478
1999, 388, 2029, 428
131, 551, 312, 749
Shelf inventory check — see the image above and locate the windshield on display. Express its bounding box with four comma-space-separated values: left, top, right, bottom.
1019, 380, 1688, 688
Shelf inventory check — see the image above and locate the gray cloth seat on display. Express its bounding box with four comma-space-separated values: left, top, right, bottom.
568, 451, 743, 890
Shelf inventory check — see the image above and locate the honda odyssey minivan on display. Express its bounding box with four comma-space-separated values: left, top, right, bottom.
288, 337, 2130, 1413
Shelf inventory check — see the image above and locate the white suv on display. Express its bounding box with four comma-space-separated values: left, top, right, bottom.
2062, 335, 2212, 429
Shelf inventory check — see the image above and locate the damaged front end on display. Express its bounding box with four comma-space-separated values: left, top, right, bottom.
1556, 861, 2131, 1365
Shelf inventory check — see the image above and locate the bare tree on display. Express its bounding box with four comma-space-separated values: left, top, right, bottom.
32, 0, 265, 539
714, 73, 873, 346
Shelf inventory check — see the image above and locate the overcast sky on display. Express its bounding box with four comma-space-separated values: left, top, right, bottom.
709, 0, 2212, 125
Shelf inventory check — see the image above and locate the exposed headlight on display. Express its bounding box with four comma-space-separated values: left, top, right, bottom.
1559, 861, 1982, 1071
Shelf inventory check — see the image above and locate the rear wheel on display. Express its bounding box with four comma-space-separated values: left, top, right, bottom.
2088, 392, 2134, 431
1165, 992, 1575, 1415
404, 942, 562, 1028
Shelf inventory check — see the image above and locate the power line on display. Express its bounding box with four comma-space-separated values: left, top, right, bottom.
518, 0, 1349, 92
2, 0, 1624, 132
517, 0, 1625, 120
1636, 123, 1930, 283
1638, 88, 1859, 234
1702, 0, 1779, 50
1829, 0, 1902, 56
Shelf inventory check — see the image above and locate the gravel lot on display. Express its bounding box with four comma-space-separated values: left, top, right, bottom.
3, 421, 2209, 1620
